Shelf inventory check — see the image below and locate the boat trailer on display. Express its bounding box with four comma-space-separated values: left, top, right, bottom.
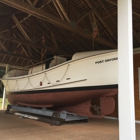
5, 104, 88, 125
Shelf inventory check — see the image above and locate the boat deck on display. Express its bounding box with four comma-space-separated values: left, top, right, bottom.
0, 110, 140, 140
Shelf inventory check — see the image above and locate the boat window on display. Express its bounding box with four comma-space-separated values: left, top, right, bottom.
28, 64, 46, 74
49, 56, 67, 68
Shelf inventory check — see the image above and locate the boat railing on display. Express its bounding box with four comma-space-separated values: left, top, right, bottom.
6, 55, 71, 77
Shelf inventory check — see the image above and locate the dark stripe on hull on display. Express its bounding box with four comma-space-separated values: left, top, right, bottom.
8, 84, 118, 94
7, 85, 118, 108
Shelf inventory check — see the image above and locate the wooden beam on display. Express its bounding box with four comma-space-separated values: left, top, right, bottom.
13, 34, 33, 57
76, 9, 93, 24
91, 12, 99, 35
0, 0, 57, 33
2, 55, 6, 62
85, 0, 114, 36
12, 14, 30, 41
8, 29, 13, 53
0, 41, 8, 52
98, 0, 117, 26
105, 0, 117, 6
0, 34, 72, 54
48, 25, 75, 53
68, 0, 75, 21
95, 37, 116, 48
21, 59, 25, 65
35, 20, 54, 46
43, 22, 75, 53
0, 0, 95, 41
54, 0, 70, 22
9, 44, 19, 64
90, 11, 100, 50
37, 8, 75, 53
0, 10, 21, 15
26, 0, 33, 5
106, 0, 140, 17
0, 0, 88, 37
0, 34, 45, 49
21, 46, 30, 57
33, 0, 38, 6
0, 15, 11, 31
30, 16, 36, 44
0, 51, 38, 61
43, 0, 52, 6
84, 0, 117, 43
51, 31, 58, 48
52, 0, 65, 20
0, 0, 117, 48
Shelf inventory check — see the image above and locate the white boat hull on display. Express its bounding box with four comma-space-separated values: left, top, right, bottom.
1, 50, 118, 117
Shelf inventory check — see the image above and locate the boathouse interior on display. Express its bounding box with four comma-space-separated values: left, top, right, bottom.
0, 0, 139, 67
0, 0, 140, 139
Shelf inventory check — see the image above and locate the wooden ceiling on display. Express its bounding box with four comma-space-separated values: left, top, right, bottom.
0, 0, 139, 67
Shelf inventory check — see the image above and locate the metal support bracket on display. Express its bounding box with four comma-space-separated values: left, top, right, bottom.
6, 104, 88, 125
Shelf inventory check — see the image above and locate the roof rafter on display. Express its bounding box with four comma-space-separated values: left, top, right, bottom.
84, 0, 116, 43
52, 0, 65, 20
54, 0, 70, 22
0, 34, 41, 49
98, 0, 116, 26
0, 34, 71, 55
105, 0, 140, 17
0, 0, 117, 49
50, 31, 58, 49
0, 0, 89, 38
76, 8, 93, 24
68, 0, 75, 21
12, 14, 30, 41
0, 40, 8, 52
0, 51, 38, 61
0, 15, 11, 31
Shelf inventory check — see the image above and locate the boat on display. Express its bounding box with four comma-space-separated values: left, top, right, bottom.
1, 50, 118, 118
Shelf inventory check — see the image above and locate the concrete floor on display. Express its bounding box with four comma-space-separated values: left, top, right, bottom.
0, 110, 140, 140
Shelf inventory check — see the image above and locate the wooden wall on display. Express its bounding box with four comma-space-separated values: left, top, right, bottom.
108, 53, 140, 120
134, 53, 140, 120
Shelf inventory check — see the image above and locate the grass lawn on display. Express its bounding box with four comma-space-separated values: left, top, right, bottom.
0, 98, 9, 109
0, 97, 3, 106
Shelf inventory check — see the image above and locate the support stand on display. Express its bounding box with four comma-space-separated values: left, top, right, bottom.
6, 104, 88, 125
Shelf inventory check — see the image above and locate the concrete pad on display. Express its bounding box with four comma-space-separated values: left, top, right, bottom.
0, 109, 139, 140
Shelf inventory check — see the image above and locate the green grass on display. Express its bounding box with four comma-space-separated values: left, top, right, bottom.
0, 97, 3, 105
0, 98, 9, 109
